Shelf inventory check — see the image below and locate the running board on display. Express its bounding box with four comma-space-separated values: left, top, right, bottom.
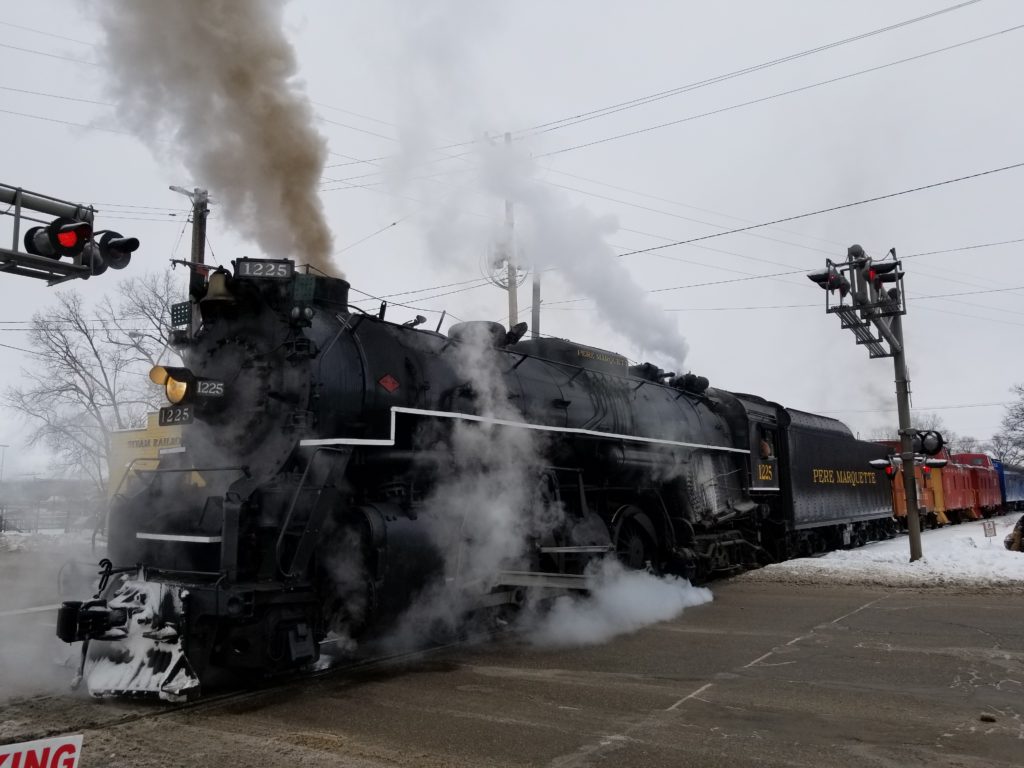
495, 571, 591, 591
538, 545, 613, 554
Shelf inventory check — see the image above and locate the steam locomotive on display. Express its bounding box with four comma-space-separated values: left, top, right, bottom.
56, 259, 892, 700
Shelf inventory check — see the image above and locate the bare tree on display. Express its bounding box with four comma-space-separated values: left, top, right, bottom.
3, 272, 183, 494
990, 384, 1024, 465
871, 412, 953, 442
948, 434, 980, 454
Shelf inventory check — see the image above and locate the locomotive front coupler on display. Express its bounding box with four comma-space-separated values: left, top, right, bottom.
56, 558, 138, 644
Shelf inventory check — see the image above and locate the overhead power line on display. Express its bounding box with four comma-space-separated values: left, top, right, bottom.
518, 0, 982, 137
538, 23, 1024, 158
619, 161, 1024, 261
311, 100, 397, 128
0, 106, 140, 137
904, 237, 1024, 259
0, 20, 95, 46
333, 216, 413, 255
0, 84, 112, 106
378, 233, 1024, 333
534, 234, 1024, 310
347, 285, 465, 323
362, 233, 1022, 323
817, 401, 1012, 414
316, 114, 395, 142
0, 41, 96, 65
542, 165, 849, 251
316, 2, 983, 174
544, 287, 1024, 329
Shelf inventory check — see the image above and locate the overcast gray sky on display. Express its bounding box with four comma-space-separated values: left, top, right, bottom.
1, 0, 1022, 480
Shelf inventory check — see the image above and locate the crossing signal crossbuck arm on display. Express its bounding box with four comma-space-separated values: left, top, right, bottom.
0, 182, 140, 284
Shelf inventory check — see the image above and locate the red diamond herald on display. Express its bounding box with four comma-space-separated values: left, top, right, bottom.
378, 374, 400, 393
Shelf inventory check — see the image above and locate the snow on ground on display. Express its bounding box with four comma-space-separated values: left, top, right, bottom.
0, 529, 97, 554
740, 515, 1024, 591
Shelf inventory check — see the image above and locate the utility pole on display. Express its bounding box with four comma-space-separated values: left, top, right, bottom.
0, 444, 7, 532
502, 133, 518, 326
531, 272, 541, 339
169, 186, 210, 266
808, 245, 942, 563
170, 186, 212, 339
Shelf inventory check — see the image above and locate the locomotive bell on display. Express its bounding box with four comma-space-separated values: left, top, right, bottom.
202, 269, 235, 303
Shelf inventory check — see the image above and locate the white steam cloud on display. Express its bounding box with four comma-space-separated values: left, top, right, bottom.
95, 0, 336, 275
385, 2, 688, 370
526, 559, 713, 647
373, 1, 699, 650
385, 323, 562, 649
0, 535, 97, 699
479, 145, 689, 369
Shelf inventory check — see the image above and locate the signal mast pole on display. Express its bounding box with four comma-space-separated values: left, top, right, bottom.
808, 245, 934, 563
890, 311, 923, 561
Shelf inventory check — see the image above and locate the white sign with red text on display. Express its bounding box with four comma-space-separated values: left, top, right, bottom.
0, 735, 82, 768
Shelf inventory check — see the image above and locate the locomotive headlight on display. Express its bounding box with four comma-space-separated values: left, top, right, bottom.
149, 365, 225, 406
165, 375, 190, 404
149, 365, 197, 405
149, 365, 170, 385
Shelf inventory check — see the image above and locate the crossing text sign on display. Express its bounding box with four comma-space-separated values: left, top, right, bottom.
0, 735, 82, 768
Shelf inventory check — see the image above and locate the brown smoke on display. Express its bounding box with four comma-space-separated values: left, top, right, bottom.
96, 0, 337, 275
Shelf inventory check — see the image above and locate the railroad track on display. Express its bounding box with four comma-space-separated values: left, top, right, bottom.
1, 634, 480, 746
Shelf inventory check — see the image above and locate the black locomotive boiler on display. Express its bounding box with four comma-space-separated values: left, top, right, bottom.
56, 259, 893, 700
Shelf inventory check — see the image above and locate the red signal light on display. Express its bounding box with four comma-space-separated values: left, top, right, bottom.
24, 218, 92, 258
885, 466, 895, 476
57, 229, 81, 248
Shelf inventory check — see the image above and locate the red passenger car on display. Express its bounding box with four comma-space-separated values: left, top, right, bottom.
952, 453, 1002, 517
935, 449, 975, 523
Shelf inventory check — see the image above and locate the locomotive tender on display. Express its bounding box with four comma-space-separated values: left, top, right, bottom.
56, 259, 892, 700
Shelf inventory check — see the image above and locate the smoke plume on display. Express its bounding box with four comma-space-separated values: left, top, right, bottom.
95, 1, 336, 275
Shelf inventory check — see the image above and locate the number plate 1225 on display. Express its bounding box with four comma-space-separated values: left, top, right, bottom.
236, 259, 293, 279
159, 405, 193, 426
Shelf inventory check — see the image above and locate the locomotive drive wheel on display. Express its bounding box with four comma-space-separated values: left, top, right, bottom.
615, 514, 658, 573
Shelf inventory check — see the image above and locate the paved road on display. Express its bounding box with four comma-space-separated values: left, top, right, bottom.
3, 579, 1021, 767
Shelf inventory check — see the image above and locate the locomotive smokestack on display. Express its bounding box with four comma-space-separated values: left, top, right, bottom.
95, 0, 337, 276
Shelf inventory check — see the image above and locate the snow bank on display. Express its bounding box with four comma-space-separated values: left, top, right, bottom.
739, 516, 1024, 590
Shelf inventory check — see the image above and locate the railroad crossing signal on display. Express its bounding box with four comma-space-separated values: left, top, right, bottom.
23, 217, 92, 258
0, 183, 141, 284
913, 430, 944, 456
865, 260, 902, 292
83, 231, 140, 275
809, 244, 923, 563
